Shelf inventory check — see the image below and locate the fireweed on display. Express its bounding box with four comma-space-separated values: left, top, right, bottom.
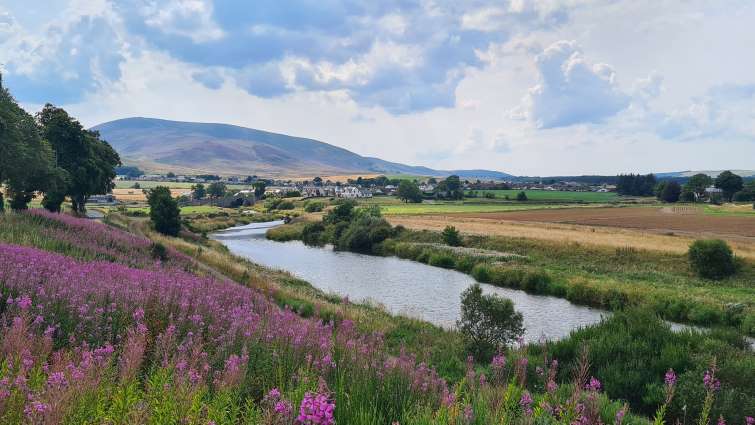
0, 213, 748, 423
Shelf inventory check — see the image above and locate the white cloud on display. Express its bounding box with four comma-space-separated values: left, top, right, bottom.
518, 40, 630, 129
141, 0, 224, 43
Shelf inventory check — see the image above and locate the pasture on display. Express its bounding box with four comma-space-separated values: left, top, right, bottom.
467, 189, 619, 202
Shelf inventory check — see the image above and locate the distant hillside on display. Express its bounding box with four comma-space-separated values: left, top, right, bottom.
92, 117, 513, 179
655, 170, 755, 178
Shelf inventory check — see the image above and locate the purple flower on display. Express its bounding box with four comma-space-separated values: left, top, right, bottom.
665, 369, 677, 387
586, 376, 602, 392
703, 369, 720, 392
297, 392, 335, 425
491, 353, 506, 370
717, 416, 726, 425
520, 391, 533, 415
745, 417, 754, 425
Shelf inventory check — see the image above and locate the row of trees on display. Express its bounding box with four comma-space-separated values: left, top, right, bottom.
621, 171, 750, 203
1, 77, 120, 214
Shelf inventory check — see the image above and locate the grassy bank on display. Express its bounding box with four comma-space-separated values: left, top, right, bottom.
2, 210, 753, 421
267, 219, 755, 336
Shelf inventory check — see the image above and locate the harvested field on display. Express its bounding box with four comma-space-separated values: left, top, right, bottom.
388, 207, 755, 259
112, 188, 191, 202
444, 206, 755, 238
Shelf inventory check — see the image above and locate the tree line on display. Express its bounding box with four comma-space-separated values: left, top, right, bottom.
0, 76, 120, 214
618, 171, 752, 204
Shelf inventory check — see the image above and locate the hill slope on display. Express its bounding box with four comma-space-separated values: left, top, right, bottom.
92, 117, 513, 179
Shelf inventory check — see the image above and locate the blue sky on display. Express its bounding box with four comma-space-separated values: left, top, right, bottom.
1, 0, 754, 175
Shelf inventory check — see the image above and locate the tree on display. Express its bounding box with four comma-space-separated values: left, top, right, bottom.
680, 189, 696, 203
313, 176, 323, 186
0, 79, 59, 211
444, 175, 463, 200
442, 225, 462, 246
685, 173, 713, 200
516, 191, 528, 201
37, 104, 120, 215
397, 180, 423, 203
714, 171, 743, 202
166, 171, 176, 178
660, 181, 681, 203
617, 173, 657, 196
457, 284, 524, 359
688, 239, 737, 280
147, 186, 181, 236
207, 181, 227, 198
253, 181, 267, 199
191, 183, 206, 200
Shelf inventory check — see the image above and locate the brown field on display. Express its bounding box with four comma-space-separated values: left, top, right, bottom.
388, 206, 755, 259
287, 174, 382, 183
111, 188, 192, 202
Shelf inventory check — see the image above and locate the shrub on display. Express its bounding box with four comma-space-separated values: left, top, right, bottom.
680, 189, 696, 202
521, 270, 551, 294
147, 186, 181, 236
428, 253, 455, 269
471, 263, 493, 283
277, 200, 295, 210
304, 201, 325, 212
441, 225, 462, 246
516, 191, 528, 201
301, 222, 326, 246
457, 284, 524, 359
688, 239, 737, 280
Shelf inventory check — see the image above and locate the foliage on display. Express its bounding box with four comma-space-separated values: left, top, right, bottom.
304, 201, 325, 212
659, 181, 681, 203
323, 200, 356, 225
714, 171, 743, 201
688, 239, 737, 280
397, 180, 423, 203
680, 189, 696, 202
253, 181, 267, 198
457, 284, 524, 359
37, 104, 121, 214
192, 183, 206, 199
434, 175, 464, 200
441, 225, 462, 247
207, 181, 227, 198
617, 174, 657, 196
0, 83, 59, 211
547, 310, 754, 421
516, 191, 528, 201
147, 186, 182, 236
114, 165, 144, 178
686, 174, 713, 199
301, 222, 326, 246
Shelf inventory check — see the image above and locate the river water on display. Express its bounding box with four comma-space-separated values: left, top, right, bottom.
212, 221, 609, 343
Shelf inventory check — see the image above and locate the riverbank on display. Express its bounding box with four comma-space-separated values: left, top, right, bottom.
267, 219, 755, 337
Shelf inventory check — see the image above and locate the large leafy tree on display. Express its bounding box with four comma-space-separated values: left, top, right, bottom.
457, 284, 524, 359
396, 180, 422, 203
37, 104, 121, 214
147, 186, 181, 236
714, 170, 743, 202
0, 79, 58, 211
685, 173, 713, 200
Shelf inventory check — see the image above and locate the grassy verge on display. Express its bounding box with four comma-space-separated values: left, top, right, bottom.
268, 220, 755, 336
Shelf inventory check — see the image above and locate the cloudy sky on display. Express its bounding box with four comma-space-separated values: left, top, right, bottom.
2, 0, 754, 175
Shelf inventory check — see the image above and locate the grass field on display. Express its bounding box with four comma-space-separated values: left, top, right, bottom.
378, 201, 602, 215
468, 189, 619, 202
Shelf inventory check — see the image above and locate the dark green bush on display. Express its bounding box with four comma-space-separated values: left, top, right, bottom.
304, 201, 325, 212
428, 253, 455, 268
301, 222, 326, 246
276, 200, 295, 210
441, 225, 462, 246
149, 242, 168, 261
688, 239, 737, 279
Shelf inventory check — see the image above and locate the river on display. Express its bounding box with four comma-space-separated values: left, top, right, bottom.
212, 221, 610, 343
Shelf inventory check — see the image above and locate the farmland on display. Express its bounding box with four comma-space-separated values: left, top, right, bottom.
467, 189, 618, 203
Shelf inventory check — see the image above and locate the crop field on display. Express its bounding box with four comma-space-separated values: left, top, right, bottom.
387, 206, 755, 259
468, 189, 618, 202
111, 187, 192, 202
449, 206, 755, 238
114, 180, 251, 190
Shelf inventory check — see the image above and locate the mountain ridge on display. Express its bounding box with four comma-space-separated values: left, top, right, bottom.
92, 117, 514, 179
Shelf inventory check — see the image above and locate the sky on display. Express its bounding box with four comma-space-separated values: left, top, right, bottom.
1, 0, 754, 176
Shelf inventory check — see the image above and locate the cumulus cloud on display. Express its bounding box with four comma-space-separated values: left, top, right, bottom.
518, 40, 630, 129
140, 0, 224, 43
0, 6, 126, 104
